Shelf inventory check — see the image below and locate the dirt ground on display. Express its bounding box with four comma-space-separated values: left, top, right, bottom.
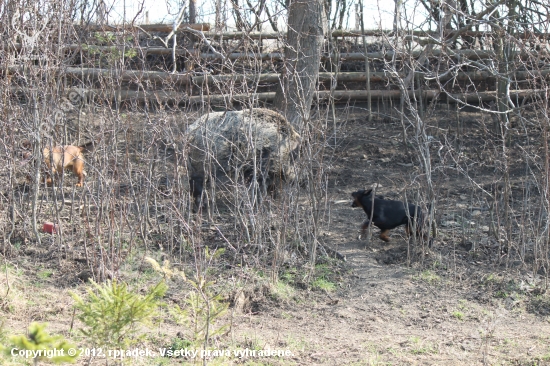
231, 235, 550, 365
227, 105, 550, 365
2, 104, 550, 365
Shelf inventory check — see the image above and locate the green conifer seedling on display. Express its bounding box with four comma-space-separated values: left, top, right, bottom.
4, 322, 78, 365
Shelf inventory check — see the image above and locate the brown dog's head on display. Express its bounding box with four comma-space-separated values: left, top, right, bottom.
18, 140, 33, 162
21, 140, 32, 150
351, 189, 373, 208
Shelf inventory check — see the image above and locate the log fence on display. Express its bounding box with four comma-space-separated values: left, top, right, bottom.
5, 23, 550, 107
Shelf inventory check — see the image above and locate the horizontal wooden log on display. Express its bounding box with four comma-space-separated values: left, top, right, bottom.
63, 67, 194, 83
67, 45, 485, 61
42, 88, 550, 104
64, 44, 550, 61
8, 65, 550, 86
79, 27, 392, 38
84, 23, 211, 32
66, 44, 287, 59
4, 42, 545, 62
78, 25, 550, 40
8, 85, 546, 105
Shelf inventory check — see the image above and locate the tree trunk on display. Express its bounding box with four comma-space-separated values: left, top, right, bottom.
273, 0, 327, 129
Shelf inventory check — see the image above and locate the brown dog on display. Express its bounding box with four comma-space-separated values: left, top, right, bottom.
43, 145, 85, 187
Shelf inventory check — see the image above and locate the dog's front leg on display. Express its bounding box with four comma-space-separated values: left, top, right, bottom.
45, 166, 57, 186
358, 220, 371, 240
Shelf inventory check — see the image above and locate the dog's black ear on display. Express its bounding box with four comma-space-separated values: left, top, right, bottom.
364, 188, 373, 196
351, 190, 362, 207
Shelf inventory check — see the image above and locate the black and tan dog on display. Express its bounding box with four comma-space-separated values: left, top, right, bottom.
351, 189, 433, 243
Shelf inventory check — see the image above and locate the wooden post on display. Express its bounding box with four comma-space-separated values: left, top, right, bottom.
189, 0, 197, 24
188, 0, 197, 72
215, 0, 223, 31
97, 0, 107, 25
358, 0, 372, 121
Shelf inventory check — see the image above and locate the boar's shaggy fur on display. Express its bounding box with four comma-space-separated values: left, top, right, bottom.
186, 108, 301, 205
